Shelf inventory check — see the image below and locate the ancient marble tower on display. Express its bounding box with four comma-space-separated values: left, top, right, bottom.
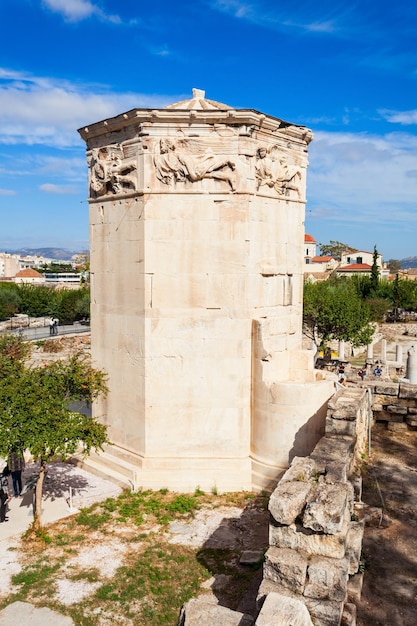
78, 89, 334, 492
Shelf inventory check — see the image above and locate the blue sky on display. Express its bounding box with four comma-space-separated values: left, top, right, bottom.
1, 0, 417, 260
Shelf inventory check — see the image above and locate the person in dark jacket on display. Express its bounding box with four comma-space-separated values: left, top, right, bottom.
0, 466, 11, 522
9, 451, 25, 497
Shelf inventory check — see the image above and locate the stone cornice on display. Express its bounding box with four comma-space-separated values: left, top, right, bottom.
78, 108, 313, 145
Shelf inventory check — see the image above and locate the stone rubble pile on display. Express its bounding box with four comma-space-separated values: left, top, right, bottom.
180, 386, 371, 626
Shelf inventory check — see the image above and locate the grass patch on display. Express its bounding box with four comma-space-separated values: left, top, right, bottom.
1, 489, 266, 624
12, 561, 60, 594
89, 542, 209, 625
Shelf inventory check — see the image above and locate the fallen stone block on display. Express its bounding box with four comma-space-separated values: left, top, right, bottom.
325, 415, 356, 437
255, 592, 314, 626
372, 382, 399, 396
386, 404, 408, 415
263, 546, 307, 593
256, 578, 298, 612
399, 383, 417, 399
304, 555, 349, 602
303, 482, 351, 534
345, 521, 365, 575
269, 521, 347, 559
178, 597, 254, 626
347, 572, 363, 603
311, 437, 354, 466
304, 597, 345, 626
269, 480, 312, 525
323, 461, 347, 483
341, 602, 357, 626
280, 457, 317, 483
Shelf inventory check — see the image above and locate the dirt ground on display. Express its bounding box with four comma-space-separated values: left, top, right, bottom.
357, 424, 417, 626
16, 329, 417, 623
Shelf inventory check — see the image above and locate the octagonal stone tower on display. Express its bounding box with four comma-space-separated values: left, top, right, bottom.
78, 89, 334, 492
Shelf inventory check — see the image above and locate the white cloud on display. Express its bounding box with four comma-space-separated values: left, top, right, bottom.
308, 130, 417, 227
379, 109, 417, 125
41, 0, 120, 23
0, 189, 16, 196
0, 68, 177, 147
39, 183, 79, 194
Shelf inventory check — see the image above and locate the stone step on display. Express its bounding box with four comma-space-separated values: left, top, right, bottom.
74, 449, 143, 491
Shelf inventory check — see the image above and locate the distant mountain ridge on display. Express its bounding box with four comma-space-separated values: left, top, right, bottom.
5, 248, 88, 261
400, 257, 417, 270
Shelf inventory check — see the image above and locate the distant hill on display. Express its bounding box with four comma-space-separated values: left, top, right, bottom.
400, 257, 417, 270
5, 248, 88, 261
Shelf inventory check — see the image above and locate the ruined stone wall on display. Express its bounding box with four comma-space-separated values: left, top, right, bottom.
371, 380, 417, 430
180, 386, 371, 626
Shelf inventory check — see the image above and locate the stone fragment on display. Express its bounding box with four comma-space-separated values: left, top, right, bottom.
399, 383, 417, 399
303, 597, 345, 626
325, 416, 356, 437
255, 592, 314, 626
310, 437, 354, 466
341, 602, 357, 626
256, 578, 298, 613
178, 598, 254, 626
263, 547, 307, 593
323, 461, 347, 483
269, 480, 312, 525
303, 482, 350, 534
386, 405, 407, 414
280, 457, 317, 483
304, 555, 349, 601
372, 382, 399, 396
269, 521, 347, 559
347, 572, 364, 603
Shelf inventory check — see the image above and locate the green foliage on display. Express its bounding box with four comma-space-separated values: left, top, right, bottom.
318, 240, 357, 260
387, 259, 402, 273
0, 283, 91, 323
370, 245, 380, 294
0, 335, 108, 464
0, 286, 20, 321
303, 280, 374, 348
367, 297, 391, 322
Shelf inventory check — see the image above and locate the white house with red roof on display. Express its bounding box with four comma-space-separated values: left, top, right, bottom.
337, 249, 389, 279
304, 234, 338, 278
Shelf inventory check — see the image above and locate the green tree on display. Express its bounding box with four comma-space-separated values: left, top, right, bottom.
0, 286, 21, 321
319, 240, 357, 261
303, 281, 374, 350
370, 245, 380, 295
387, 259, 402, 273
0, 335, 108, 529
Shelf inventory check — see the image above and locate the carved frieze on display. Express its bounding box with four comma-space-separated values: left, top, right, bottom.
153, 138, 236, 191
88, 144, 137, 198
255, 145, 302, 198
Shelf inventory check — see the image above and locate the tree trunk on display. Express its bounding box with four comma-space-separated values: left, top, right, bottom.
33, 459, 46, 529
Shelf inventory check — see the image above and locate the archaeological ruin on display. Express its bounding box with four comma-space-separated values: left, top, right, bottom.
78, 89, 335, 493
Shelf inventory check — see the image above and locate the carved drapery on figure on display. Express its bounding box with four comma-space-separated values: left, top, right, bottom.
255, 145, 302, 198
88, 145, 137, 198
154, 138, 236, 190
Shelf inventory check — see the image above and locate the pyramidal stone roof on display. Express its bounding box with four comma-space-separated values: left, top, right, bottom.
165, 88, 233, 111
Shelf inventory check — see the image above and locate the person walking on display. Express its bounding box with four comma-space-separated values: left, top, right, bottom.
0, 466, 11, 522
9, 451, 25, 497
